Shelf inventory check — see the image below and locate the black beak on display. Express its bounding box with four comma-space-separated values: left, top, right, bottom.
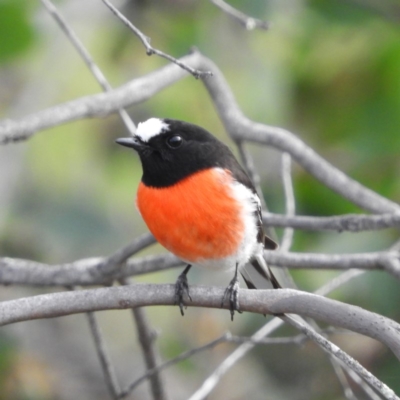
115, 136, 144, 151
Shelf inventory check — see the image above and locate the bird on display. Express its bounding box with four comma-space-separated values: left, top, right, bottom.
116, 118, 281, 320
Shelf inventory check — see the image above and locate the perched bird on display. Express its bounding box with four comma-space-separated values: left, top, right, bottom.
116, 118, 280, 320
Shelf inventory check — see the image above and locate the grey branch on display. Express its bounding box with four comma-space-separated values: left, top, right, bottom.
1, 284, 399, 361
210, 0, 270, 30
263, 250, 400, 279
130, 297, 169, 400
282, 315, 398, 400
1, 249, 400, 287
1, 51, 398, 215
263, 212, 400, 232
40, 0, 136, 135
102, 0, 212, 79
0, 253, 182, 286
120, 334, 230, 398
86, 311, 122, 399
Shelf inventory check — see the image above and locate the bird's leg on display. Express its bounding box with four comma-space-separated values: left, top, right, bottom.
222, 262, 242, 321
174, 264, 193, 316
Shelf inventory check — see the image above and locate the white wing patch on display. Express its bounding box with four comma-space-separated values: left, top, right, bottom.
136, 118, 169, 142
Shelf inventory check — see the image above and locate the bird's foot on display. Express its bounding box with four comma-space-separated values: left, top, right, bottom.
221, 274, 242, 321
174, 265, 192, 316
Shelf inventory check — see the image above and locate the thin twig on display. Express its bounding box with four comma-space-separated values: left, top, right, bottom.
101, 0, 212, 79
119, 277, 169, 400
131, 308, 167, 400
97, 233, 157, 276
187, 318, 284, 400
210, 0, 270, 30
282, 315, 398, 400
280, 153, 295, 251
121, 327, 350, 398
330, 361, 359, 400
315, 270, 366, 296
279, 153, 358, 398
120, 334, 231, 398
40, 0, 136, 135
86, 312, 121, 399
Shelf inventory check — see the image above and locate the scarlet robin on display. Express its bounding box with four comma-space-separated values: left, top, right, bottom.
116, 118, 280, 320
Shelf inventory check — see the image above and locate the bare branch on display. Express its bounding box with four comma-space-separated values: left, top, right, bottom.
282, 315, 398, 400
280, 153, 295, 251
185, 265, 379, 399
122, 328, 348, 398
97, 233, 156, 276
0, 52, 195, 143
120, 333, 230, 398
193, 56, 400, 214
130, 306, 168, 400
1, 285, 399, 360
40, 0, 136, 135
86, 311, 121, 399
0, 235, 181, 286
263, 250, 400, 278
263, 212, 400, 231
101, 0, 212, 79
315, 270, 366, 296
1, 51, 397, 215
2, 248, 399, 287
210, 0, 269, 30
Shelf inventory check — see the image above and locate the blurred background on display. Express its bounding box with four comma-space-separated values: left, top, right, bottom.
0, 0, 400, 399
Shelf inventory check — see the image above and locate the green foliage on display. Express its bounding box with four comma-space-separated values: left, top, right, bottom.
0, 0, 36, 63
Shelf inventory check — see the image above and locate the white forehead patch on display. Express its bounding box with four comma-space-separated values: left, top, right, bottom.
136, 118, 169, 142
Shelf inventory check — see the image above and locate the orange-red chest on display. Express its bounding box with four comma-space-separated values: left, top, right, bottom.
136, 168, 244, 263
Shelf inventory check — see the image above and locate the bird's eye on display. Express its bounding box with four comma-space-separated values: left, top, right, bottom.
166, 135, 183, 148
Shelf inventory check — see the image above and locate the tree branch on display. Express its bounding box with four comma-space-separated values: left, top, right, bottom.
1, 284, 399, 361
1, 52, 397, 215
210, 0, 269, 30
40, 0, 136, 135
263, 250, 400, 279
263, 212, 400, 232
131, 306, 169, 400
0, 252, 182, 286
3, 248, 399, 287
86, 311, 121, 399
101, 0, 212, 79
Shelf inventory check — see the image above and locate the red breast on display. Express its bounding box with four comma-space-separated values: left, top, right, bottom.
137, 168, 244, 263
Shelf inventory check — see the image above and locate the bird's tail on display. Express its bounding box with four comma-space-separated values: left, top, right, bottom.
250, 253, 281, 289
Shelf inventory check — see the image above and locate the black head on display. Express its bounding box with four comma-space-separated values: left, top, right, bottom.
116, 118, 249, 188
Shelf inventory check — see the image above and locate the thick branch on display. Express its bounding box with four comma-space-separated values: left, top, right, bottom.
0, 253, 182, 286
1, 284, 399, 361
2, 249, 400, 287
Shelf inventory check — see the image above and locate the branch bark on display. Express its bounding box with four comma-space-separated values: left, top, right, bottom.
263, 212, 400, 232
2, 249, 400, 287
1, 284, 399, 361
